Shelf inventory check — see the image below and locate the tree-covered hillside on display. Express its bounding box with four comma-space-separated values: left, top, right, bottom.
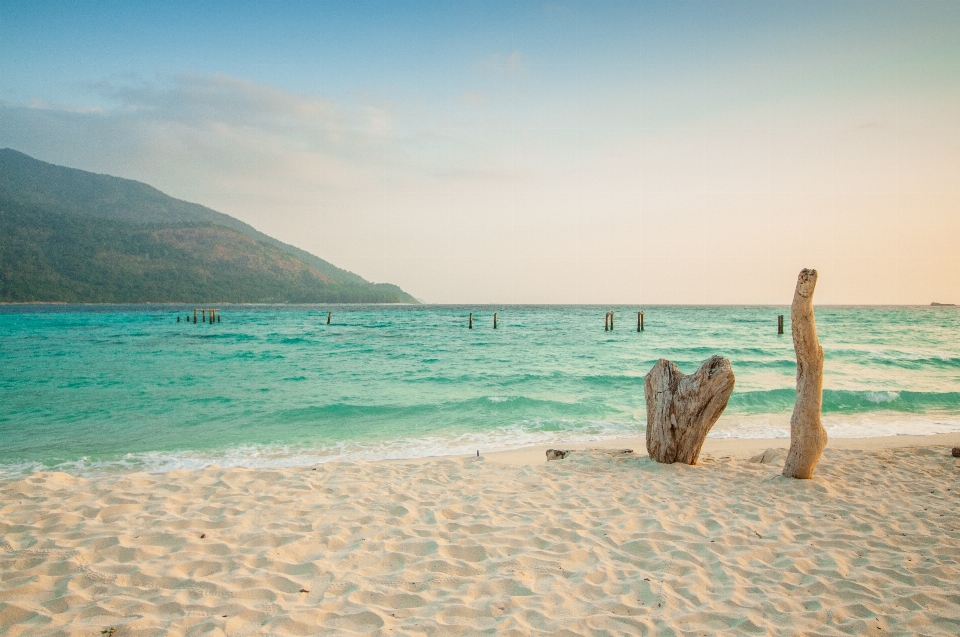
0, 149, 417, 303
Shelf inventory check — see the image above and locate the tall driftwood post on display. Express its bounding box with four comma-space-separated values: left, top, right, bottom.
605, 312, 609, 331
783, 269, 826, 479
610, 312, 614, 330
469, 313, 473, 329
493, 313, 498, 329
638, 311, 644, 332
778, 314, 784, 334
645, 356, 735, 465
327, 312, 332, 325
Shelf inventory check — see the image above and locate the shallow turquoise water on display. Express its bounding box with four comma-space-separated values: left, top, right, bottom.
1, 304, 959, 476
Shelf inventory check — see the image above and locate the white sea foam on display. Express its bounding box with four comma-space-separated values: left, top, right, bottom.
3, 414, 959, 481
709, 413, 960, 441
865, 391, 899, 403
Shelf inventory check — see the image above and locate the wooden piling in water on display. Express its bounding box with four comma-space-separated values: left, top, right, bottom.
192, 308, 220, 326
778, 314, 784, 335
638, 311, 644, 332
469, 313, 473, 329
610, 311, 614, 331
327, 312, 332, 325
493, 313, 498, 329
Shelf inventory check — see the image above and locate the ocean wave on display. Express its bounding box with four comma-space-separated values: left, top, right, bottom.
0, 419, 643, 480
727, 389, 960, 414
3, 414, 958, 481
865, 391, 899, 403
827, 348, 960, 369
710, 415, 960, 441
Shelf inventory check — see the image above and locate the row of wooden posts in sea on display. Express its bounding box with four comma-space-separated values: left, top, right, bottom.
604, 311, 644, 332
176, 308, 221, 324
176, 309, 788, 333
176, 309, 329, 325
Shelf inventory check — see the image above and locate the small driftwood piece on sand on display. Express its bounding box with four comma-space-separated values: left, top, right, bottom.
783, 268, 827, 479
644, 356, 735, 465
546, 448, 633, 461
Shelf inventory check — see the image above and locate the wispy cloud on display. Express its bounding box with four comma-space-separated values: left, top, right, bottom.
2, 74, 412, 191
476, 51, 526, 77
459, 91, 485, 107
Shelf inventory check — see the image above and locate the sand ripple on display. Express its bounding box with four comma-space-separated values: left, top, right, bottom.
1, 446, 958, 635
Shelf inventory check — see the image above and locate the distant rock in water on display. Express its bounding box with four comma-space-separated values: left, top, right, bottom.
0, 149, 417, 303
931, 302, 955, 306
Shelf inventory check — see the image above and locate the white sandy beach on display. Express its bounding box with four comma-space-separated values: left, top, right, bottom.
1, 434, 958, 636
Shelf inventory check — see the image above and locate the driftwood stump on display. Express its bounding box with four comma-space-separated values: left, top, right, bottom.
783, 268, 827, 479
645, 356, 735, 465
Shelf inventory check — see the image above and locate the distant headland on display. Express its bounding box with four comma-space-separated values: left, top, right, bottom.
0, 149, 417, 304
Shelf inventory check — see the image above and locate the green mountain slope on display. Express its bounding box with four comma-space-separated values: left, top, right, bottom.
0, 149, 417, 303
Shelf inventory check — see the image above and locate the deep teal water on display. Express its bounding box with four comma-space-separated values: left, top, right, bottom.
1, 304, 959, 476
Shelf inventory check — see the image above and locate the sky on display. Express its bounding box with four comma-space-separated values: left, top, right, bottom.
1, 0, 958, 304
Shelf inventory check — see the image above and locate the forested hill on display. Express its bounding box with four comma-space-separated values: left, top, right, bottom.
0, 149, 417, 303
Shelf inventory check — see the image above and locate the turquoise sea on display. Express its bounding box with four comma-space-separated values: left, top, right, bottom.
1, 305, 959, 478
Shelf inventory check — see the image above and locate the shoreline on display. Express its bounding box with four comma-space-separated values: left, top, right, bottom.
1, 432, 958, 482
477, 431, 960, 466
